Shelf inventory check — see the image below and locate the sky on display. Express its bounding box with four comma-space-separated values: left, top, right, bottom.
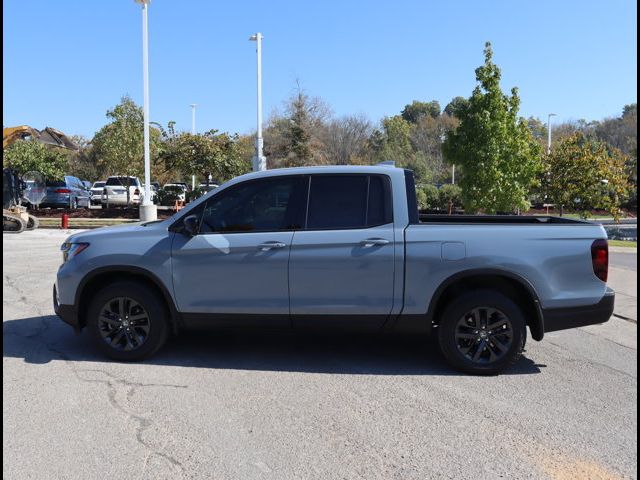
3, 0, 637, 139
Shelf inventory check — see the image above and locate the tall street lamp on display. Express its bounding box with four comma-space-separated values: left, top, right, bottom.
249, 33, 266, 171
134, 0, 156, 221
190, 103, 197, 190
547, 113, 557, 155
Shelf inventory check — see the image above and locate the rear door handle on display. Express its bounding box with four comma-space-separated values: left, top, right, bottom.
359, 238, 390, 248
257, 241, 287, 251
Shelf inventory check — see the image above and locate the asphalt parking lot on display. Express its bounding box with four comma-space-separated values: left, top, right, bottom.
3, 229, 637, 480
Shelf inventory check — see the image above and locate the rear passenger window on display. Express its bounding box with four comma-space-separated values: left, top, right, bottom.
367, 176, 392, 226
306, 175, 392, 229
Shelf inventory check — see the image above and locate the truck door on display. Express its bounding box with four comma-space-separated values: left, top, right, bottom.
171, 176, 307, 325
289, 174, 396, 329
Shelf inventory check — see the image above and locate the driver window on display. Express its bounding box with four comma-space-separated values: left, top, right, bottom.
199, 177, 302, 233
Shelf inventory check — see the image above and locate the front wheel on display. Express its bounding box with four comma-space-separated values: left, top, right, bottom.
437, 290, 526, 375
86, 281, 170, 361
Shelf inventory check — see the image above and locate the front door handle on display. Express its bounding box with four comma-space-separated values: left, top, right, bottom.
257, 241, 287, 251
359, 238, 390, 248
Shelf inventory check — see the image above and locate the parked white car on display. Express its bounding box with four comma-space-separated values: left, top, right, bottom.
163, 183, 188, 202
90, 181, 106, 205
101, 176, 151, 207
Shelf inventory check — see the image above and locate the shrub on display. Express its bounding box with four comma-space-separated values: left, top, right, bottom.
417, 184, 440, 210
438, 184, 463, 212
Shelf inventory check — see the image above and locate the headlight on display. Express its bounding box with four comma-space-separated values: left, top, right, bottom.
61, 242, 89, 262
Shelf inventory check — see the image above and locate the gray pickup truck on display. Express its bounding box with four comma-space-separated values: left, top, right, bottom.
54, 165, 614, 374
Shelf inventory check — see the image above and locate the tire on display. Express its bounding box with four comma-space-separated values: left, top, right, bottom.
86, 281, 170, 361
101, 204, 107, 209
437, 290, 526, 375
26, 215, 39, 230
70, 197, 78, 209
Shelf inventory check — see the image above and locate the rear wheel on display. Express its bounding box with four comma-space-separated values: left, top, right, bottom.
87, 282, 169, 361
437, 290, 526, 375
26, 214, 39, 230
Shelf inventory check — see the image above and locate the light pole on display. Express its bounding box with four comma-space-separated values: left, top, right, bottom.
547, 113, 557, 155
249, 33, 266, 171
135, 0, 156, 221
190, 104, 197, 134
190, 103, 197, 190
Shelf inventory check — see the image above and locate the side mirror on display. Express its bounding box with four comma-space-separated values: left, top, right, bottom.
182, 214, 200, 236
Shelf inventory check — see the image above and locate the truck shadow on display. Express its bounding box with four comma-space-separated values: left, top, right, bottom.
3, 315, 544, 376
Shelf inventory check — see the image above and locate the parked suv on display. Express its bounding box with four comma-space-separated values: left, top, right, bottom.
90, 181, 106, 205
162, 183, 188, 202
101, 176, 151, 207
41, 175, 91, 209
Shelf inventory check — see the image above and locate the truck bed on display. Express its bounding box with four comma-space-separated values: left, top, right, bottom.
419, 214, 588, 224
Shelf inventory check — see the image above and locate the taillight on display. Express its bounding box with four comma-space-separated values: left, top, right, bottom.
591, 239, 609, 282
55, 188, 71, 194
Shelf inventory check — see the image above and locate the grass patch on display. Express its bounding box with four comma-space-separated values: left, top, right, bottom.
609, 240, 637, 248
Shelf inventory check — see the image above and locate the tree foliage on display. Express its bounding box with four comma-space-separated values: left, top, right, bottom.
3, 140, 68, 180
416, 184, 440, 210
541, 133, 630, 219
91, 96, 161, 179
264, 86, 331, 168
320, 114, 373, 165
443, 96, 470, 118
443, 42, 542, 213
401, 100, 440, 123
438, 183, 463, 211
157, 126, 250, 184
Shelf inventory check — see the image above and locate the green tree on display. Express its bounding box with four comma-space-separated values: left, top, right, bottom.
443, 96, 470, 118
158, 128, 250, 185
92, 96, 161, 179
541, 133, 630, 219
401, 100, 440, 123
66, 135, 104, 182
376, 115, 413, 159
416, 184, 440, 210
410, 113, 459, 183
438, 184, 463, 212
263, 86, 330, 167
443, 42, 542, 213
3, 139, 68, 180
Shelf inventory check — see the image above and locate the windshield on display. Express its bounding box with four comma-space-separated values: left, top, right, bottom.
106, 177, 137, 186
93, 182, 106, 188
46, 180, 66, 187
164, 185, 185, 193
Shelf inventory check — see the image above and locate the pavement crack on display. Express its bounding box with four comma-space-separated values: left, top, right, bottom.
3, 275, 189, 478
545, 340, 637, 379
73, 368, 187, 477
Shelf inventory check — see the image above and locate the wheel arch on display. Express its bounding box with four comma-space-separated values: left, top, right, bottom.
427, 269, 544, 341
75, 266, 181, 334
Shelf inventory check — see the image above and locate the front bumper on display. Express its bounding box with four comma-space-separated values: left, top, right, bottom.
53, 284, 80, 332
543, 288, 615, 333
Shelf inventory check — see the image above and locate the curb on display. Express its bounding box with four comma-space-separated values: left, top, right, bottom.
36, 218, 140, 229
610, 246, 637, 253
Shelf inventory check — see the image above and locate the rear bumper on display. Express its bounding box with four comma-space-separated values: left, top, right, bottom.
101, 196, 140, 205
543, 288, 615, 333
53, 284, 80, 332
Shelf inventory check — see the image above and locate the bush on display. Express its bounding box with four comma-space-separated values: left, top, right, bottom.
416, 184, 440, 210
156, 188, 180, 206
438, 184, 463, 212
